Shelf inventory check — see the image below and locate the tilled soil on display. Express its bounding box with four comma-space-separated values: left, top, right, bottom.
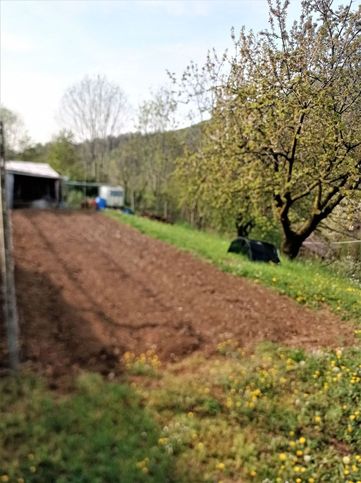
2, 210, 355, 385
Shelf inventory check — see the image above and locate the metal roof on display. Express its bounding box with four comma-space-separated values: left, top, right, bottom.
65, 180, 102, 187
6, 161, 60, 179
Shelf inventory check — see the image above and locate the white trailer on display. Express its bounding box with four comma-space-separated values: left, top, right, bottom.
98, 185, 124, 208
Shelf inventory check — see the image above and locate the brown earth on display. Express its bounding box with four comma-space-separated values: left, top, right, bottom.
1, 209, 356, 386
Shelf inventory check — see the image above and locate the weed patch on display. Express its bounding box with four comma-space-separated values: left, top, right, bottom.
131, 343, 361, 482
0, 373, 176, 482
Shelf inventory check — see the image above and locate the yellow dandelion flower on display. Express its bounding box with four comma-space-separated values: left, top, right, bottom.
158, 437, 168, 445
279, 453, 287, 461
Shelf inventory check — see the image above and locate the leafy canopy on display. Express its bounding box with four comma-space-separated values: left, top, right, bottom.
175, 0, 361, 257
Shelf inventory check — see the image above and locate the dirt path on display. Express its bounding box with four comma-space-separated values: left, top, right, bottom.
6, 210, 355, 384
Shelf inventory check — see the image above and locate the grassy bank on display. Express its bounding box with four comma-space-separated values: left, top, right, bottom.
3, 342, 361, 482
127, 342, 361, 482
0, 373, 177, 483
106, 212, 361, 323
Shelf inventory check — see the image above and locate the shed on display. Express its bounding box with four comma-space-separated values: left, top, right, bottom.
5, 161, 61, 209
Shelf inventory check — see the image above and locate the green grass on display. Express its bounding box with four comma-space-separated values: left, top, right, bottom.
3, 343, 361, 483
105, 211, 361, 323
0, 373, 177, 483
130, 342, 361, 482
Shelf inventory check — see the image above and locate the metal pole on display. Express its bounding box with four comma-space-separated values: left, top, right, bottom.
0, 120, 20, 371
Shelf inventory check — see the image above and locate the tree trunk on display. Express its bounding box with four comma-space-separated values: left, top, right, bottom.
190, 208, 195, 226
236, 217, 254, 237
281, 235, 304, 259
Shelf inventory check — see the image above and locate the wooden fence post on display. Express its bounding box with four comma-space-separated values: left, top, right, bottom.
0, 120, 20, 371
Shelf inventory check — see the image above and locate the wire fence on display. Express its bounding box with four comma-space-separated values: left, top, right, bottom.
303, 239, 361, 261
0, 120, 20, 371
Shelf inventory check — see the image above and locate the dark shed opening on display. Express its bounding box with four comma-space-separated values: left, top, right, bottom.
13, 174, 57, 207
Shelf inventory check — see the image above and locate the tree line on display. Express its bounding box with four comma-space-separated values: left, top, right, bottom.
1, 0, 360, 259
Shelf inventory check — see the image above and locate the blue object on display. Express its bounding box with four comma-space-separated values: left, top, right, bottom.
96, 197, 107, 210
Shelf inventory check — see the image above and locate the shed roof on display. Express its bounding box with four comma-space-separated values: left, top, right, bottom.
6, 161, 60, 179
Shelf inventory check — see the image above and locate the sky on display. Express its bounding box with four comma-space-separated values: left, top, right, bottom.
0, 0, 348, 144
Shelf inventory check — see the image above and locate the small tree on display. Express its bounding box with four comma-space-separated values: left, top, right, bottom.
59, 75, 128, 181
109, 133, 148, 210
176, 0, 361, 258
137, 87, 181, 217
0, 105, 30, 157
47, 130, 83, 178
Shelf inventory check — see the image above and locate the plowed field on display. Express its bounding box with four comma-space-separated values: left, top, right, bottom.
4, 210, 355, 386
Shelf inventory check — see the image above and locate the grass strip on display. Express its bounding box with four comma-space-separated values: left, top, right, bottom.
0, 373, 177, 482
130, 342, 361, 482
